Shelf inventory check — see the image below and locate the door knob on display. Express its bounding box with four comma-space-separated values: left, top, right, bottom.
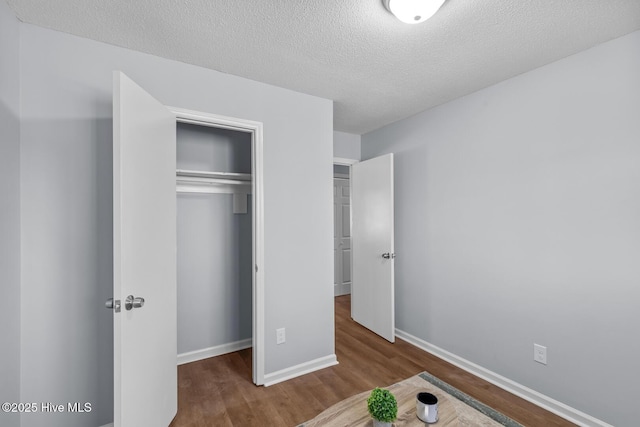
382, 252, 396, 259
125, 295, 145, 311
106, 298, 121, 313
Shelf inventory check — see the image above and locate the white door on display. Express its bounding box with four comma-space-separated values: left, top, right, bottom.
351, 154, 395, 342
113, 72, 177, 427
334, 177, 352, 296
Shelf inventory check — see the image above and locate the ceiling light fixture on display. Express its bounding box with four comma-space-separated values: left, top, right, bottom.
382, 0, 446, 24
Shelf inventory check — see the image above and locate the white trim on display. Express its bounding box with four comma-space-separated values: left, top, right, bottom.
174, 109, 259, 133
395, 329, 614, 427
263, 354, 339, 387
177, 339, 252, 365
177, 170, 251, 181
176, 170, 252, 194
333, 157, 359, 166
252, 119, 265, 385
99, 424, 114, 427
170, 106, 265, 386
176, 183, 251, 195
334, 283, 351, 296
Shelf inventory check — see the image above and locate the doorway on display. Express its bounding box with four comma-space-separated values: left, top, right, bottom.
333, 157, 358, 298
175, 123, 252, 370
334, 154, 396, 343
171, 107, 265, 385
113, 73, 268, 427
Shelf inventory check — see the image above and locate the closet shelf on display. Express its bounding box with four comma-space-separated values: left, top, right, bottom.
177, 169, 251, 182
176, 169, 252, 209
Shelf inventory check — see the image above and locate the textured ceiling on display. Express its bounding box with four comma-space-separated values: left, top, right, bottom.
6, 0, 640, 134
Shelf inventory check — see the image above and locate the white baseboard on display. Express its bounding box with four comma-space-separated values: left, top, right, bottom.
99, 423, 114, 427
395, 329, 613, 427
263, 354, 339, 387
334, 283, 351, 296
177, 338, 252, 365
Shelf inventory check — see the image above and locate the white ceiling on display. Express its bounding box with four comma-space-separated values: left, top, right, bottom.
6, 0, 640, 134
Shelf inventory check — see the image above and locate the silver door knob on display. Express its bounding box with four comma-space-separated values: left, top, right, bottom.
382, 252, 396, 259
106, 298, 121, 313
125, 295, 145, 311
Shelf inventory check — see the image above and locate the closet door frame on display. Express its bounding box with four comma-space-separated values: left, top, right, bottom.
170, 107, 265, 386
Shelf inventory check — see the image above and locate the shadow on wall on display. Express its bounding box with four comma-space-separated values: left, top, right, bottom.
0, 99, 21, 427
96, 115, 114, 424
19, 112, 114, 426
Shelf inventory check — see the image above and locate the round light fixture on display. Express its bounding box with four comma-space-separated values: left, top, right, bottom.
382, 0, 446, 24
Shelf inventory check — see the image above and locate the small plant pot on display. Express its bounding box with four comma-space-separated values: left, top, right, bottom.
367, 387, 397, 427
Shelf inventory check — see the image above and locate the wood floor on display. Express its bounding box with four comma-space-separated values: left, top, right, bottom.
169, 295, 575, 427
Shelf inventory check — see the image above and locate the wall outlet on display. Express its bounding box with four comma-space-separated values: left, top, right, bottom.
534, 344, 547, 365
276, 328, 286, 345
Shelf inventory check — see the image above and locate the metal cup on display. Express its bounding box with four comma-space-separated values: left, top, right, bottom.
416, 392, 438, 423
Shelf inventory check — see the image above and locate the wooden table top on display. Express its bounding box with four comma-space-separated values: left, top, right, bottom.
302, 373, 506, 426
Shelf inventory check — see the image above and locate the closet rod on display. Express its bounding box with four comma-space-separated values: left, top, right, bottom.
177, 176, 250, 186
177, 169, 251, 182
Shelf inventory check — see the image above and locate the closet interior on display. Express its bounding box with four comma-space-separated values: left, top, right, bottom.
175, 122, 253, 363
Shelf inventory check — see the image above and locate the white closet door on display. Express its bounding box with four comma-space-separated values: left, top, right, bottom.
334, 177, 352, 296
113, 71, 177, 427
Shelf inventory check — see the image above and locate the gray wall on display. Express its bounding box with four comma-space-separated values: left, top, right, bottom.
333, 164, 350, 176
0, 1, 21, 426
177, 122, 251, 173
362, 30, 640, 426
18, 22, 334, 427
333, 131, 361, 160
176, 124, 252, 354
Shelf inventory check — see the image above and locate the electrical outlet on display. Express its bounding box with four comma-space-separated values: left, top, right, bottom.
534, 344, 547, 365
276, 328, 286, 345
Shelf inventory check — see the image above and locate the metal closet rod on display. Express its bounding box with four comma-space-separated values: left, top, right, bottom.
176, 169, 252, 182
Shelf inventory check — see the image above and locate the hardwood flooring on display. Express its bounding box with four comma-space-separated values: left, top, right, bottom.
169, 295, 575, 427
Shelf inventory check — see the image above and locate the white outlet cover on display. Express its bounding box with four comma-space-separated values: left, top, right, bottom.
276, 328, 286, 345
534, 344, 547, 365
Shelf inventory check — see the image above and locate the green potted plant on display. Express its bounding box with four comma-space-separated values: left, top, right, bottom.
367, 387, 398, 427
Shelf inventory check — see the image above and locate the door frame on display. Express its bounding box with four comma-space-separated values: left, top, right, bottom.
170, 107, 265, 385
333, 157, 358, 297
334, 157, 359, 167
